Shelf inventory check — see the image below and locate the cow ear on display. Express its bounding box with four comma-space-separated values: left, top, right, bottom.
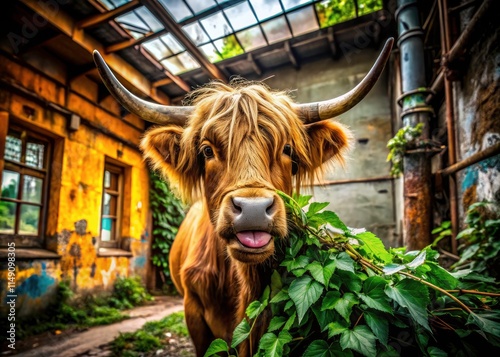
140, 126, 183, 179
305, 120, 352, 169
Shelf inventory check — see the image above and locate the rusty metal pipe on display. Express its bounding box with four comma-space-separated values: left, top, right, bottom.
439, 142, 500, 177
438, 0, 458, 254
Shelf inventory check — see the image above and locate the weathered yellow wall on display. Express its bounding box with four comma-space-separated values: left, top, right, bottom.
0, 53, 151, 317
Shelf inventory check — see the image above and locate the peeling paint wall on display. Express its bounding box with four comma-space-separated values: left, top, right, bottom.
0, 52, 151, 317
453, 10, 500, 219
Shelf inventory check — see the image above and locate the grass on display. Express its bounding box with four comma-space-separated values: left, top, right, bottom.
111, 312, 191, 356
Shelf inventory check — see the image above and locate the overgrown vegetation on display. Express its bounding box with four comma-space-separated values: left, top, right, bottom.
316, 0, 383, 28
205, 193, 500, 356
433, 201, 500, 279
18, 276, 152, 339
386, 123, 424, 177
111, 312, 190, 356
150, 171, 185, 291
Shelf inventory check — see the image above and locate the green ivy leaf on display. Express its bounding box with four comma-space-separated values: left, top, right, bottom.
358, 276, 393, 314
427, 346, 448, 357
316, 211, 348, 232
231, 319, 250, 348
420, 262, 458, 290
355, 231, 392, 263
258, 330, 292, 357
289, 275, 324, 323
307, 202, 330, 217
327, 320, 348, 338
340, 325, 377, 357
467, 312, 500, 338
364, 310, 389, 347
303, 340, 335, 357
268, 316, 287, 332
270, 289, 289, 304
281, 255, 310, 271
385, 279, 431, 332
204, 338, 229, 357
334, 293, 359, 322
332, 252, 355, 273
306, 261, 326, 285
284, 311, 296, 330
246, 301, 264, 320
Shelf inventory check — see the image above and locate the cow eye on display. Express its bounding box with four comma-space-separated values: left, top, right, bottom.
283, 144, 293, 157
202, 146, 214, 159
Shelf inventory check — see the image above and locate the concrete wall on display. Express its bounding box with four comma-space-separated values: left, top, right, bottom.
0, 50, 151, 317
264, 47, 398, 247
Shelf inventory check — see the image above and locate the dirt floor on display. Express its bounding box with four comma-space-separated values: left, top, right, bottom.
4, 296, 195, 357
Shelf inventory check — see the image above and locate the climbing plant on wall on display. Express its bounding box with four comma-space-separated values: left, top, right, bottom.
149, 171, 185, 289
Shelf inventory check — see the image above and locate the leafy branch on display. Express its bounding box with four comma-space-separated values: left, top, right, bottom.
386, 123, 424, 177
205, 192, 500, 356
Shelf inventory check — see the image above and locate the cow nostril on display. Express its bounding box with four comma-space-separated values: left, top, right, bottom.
231, 197, 243, 214
265, 198, 276, 215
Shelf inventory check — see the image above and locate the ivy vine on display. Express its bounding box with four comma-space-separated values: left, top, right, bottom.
205, 192, 500, 356
149, 171, 185, 290
386, 123, 424, 177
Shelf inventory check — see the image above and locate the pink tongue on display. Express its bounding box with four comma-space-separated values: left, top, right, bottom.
236, 231, 272, 248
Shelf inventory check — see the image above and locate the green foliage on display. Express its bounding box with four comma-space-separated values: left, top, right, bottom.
215, 35, 244, 62
452, 202, 500, 278
386, 123, 424, 177
316, 0, 383, 28
111, 312, 189, 356
150, 171, 185, 289
205, 193, 500, 356
109, 275, 153, 309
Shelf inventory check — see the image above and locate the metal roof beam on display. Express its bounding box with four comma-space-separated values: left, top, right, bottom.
77, 0, 141, 29
141, 0, 227, 82
19, 0, 169, 105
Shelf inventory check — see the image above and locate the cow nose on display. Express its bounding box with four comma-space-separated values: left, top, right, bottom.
232, 197, 275, 232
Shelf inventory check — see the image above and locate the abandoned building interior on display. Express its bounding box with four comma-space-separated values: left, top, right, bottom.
0, 0, 498, 324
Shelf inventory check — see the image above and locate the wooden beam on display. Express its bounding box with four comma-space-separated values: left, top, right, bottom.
152, 77, 173, 88
68, 63, 97, 81
247, 53, 262, 76
77, 0, 141, 29
141, 0, 227, 82
105, 29, 168, 53
20, 0, 169, 105
284, 41, 299, 69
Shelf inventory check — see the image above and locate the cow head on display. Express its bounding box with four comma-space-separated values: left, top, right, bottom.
93, 38, 393, 265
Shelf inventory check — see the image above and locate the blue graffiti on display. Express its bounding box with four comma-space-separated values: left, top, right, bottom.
133, 256, 146, 268
461, 154, 500, 191
15, 262, 56, 299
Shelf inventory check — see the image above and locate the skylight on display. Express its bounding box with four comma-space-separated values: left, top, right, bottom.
105, 0, 383, 75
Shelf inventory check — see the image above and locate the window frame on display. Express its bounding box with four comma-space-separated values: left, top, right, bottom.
0, 124, 51, 247
99, 160, 125, 248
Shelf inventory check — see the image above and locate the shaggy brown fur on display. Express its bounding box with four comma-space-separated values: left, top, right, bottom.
140, 80, 352, 356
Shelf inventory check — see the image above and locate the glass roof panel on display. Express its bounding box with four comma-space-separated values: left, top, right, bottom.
261, 16, 292, 44
224, 2, 258, 32
250, 0, 283, 21
159, 0, 192, 23
183, 22, 210, 45
143, 38, 173, 60
161, 33, 185, 54
185, 0, 217, 14
200, 11, 232, 40
134, 7, 164, 33
116, 10, 150, 38
316, 0, 356, 28
287, 6, 318, 36
200, 43, 220, 62
99, 0, 130, 10
161, 52, 200, 74
358, 0, 383, 16
213, 35, 244, 60
281, 0, 313, 11
236, 26, 267, 52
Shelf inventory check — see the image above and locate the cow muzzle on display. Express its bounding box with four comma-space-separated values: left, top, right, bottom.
218, 190, 287, 264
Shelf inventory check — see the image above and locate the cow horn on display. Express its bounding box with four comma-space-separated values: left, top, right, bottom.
93, 50, 193, 126
297, 38, 394, 123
